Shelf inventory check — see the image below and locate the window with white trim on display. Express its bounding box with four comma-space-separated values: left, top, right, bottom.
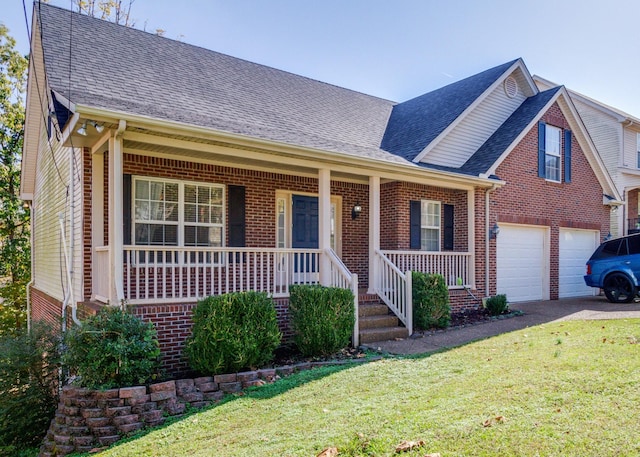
133, 177, 224, 247
421, 200, 441, 251
545, 124, 561, 182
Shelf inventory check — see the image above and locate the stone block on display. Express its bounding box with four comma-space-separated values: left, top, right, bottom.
118, 421, 144, 434
196, 381, 218, 393
119, 386, 147, 399
98, 435, 121, 446
125, 394, 151, 406
150, 390, 177, 402
93, 388, 120, 400
257, 368, 276, 380
276, 365, 294, 376
131, 402, 158, 414
203, 391, 225, 402
62, 406, 80, 416
52, 444, 75, 455
85, 417, 111, 428
70, 397, 98, 408
294, 362, 311, 371
189, 401, 211, 409
193, 376, 213, 385
181, 391, 204, 403
243, 379, 266, 388
237, 371, 258, 382
140, 409, 163, 423
160, 399, 186, 416
175, 378, 195, 394
146, 418, 165, 428
112, 414, 140, 426
219, 382, 242, 393
53, 434, 71, 445
213, 373, 237, 383
68, 426, 90, 435
149, 380, 176, 393
106, 406, 132, 417
65, 416, 86, 427
91, 426, 118, 437
72, 435, 96, 447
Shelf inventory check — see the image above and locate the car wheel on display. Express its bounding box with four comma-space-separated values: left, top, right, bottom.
603, 273, 636, 303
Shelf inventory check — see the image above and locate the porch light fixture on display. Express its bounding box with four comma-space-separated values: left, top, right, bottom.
489, 222, 500, 239
76, 122, 88, 136
352, 202, 362, 219
88, 120, 105, 133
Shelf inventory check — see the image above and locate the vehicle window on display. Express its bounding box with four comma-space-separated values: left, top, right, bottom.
628, 235, 640, 255
597, 239, 622, 258
619, 239, 629, 256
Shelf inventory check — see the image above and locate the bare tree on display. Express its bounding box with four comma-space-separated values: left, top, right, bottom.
73, 0, 136, 27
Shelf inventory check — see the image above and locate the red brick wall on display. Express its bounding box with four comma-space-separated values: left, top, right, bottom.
30, 286, 62, 326
490, 102, 610, 299
380, 181, 468, 251
628, 189, 639, 227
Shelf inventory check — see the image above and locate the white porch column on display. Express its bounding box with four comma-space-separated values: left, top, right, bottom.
467, 188, 476, 290
318, 168, 331, 285
107, 125, 125, 303
368, 176, 380, 293
91, 151, 104, 300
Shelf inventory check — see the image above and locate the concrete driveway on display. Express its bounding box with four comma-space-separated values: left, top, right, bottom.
363, 295, 640, 355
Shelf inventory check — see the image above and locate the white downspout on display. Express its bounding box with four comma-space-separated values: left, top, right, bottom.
26, 201, 34, 333
485, 184, 498, 297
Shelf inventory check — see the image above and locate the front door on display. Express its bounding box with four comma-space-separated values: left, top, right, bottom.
292, 195, 319, 281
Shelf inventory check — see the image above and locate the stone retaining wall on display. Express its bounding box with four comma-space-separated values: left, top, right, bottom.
39, 368, 279, 456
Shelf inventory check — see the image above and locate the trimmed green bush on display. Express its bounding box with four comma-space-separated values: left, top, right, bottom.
289, 285, 355, 357
185, 292, 281, 374
484, 294, 509, 316
63, 307, 161, 389
412, 272, 451, 329
0, 321, 63, 451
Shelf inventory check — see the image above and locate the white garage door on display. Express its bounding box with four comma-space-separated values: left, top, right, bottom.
497, 225, 547, 302
559, 229, 598, 298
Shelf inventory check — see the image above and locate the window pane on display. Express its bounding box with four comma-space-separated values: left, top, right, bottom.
211, 187, 223, 204
198, 206, 210, 223
209, 227, 222, 246
198, 186, 209, 204
421, 228, 439, 251
135, 201, 149, 221
545, 155, 560, 181
185, 203, 196, 223
135, 223, 149, 244
135, 180, 149, 199
184, 226, 196, 245
165, 225, 177, 245
150, 182, 164, 200
165, 183, 178, 202
185, 185, 196, 204
546, 125, 561, 155
211, 206, 223, 224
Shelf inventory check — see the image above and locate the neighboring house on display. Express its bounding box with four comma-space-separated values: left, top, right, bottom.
22, 4, 620, 374
535, 76, 637, 238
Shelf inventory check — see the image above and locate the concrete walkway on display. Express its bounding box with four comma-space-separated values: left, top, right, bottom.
363, 295, 640, 355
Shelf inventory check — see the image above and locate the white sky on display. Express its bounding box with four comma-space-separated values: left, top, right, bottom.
3, 0, 640, 115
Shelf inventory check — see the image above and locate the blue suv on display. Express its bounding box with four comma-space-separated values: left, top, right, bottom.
584, 233, 640, 303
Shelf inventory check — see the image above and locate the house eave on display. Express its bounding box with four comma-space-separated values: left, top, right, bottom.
74, 104, 503, 190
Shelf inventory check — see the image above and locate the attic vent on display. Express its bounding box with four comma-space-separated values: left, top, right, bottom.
504, 76, 518, 98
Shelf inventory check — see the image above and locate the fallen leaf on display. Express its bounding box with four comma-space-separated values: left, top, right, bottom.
628, 336, 638, 344
425, 454, 442, 457
602, 338, 607, 343
395, 440, 425, 452
483, 416, 506, 427
317, 447, 338, 457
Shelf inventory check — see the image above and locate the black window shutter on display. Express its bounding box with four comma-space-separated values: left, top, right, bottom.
410, 200, 421, 249
564, 129, 572, 183
228, 185, 246, 247
443, 204, 454, 251
538, 121, 546, 178
123, 174, 132, 245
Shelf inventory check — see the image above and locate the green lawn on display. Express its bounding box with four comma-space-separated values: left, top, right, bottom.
99, 319, 640, 456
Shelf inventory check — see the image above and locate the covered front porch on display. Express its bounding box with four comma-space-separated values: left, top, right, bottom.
84, 121, 489, 343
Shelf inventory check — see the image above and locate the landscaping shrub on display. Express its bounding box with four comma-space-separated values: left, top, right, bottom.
185, 292, 281, 374
412, 272, 451, 329
484, 294, 509, 316
0, 321, 63, 451
63, 306, 161, 389
289, 285, 355, 357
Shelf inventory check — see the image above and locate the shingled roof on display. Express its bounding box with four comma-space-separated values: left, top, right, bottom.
35, 3, 550, 179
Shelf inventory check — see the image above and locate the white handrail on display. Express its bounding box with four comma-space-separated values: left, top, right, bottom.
324, 248, 359, 347
374, 249, 412, 336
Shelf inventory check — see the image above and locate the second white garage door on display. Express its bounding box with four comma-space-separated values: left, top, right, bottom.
559, 229, 599, 298
497, 224, 548, 302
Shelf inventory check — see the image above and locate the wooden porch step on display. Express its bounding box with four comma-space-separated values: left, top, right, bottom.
359, 326, 409, 344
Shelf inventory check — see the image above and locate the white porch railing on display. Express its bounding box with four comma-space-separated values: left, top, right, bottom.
93, 246, 110, 302
324, 248, 359, 347
381, 250, 472, 288
374, 249, 412, 336
120, 246, 322, 303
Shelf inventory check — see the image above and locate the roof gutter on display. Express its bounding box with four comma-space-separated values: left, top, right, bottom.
74, 104, 505, 190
